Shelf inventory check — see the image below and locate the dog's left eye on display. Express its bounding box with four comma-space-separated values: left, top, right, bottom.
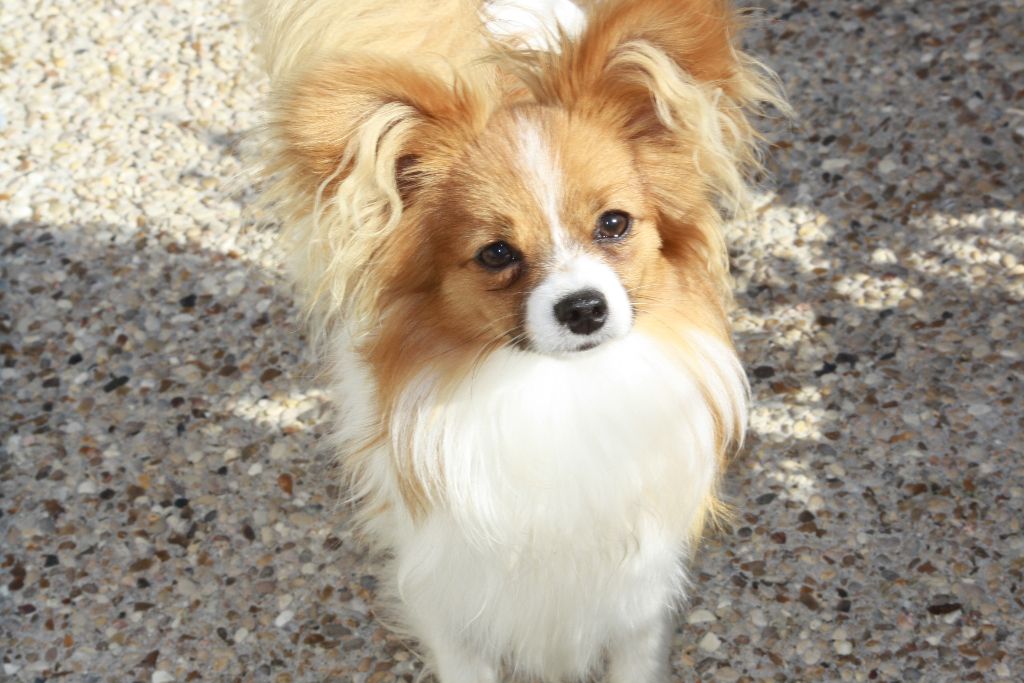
595, 211, 631, 240
476, 241, 520, 270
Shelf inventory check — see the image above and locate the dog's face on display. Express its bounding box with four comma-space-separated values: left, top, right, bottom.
426, 107, 662, 355
260, 0, 779, 517
376, 99, 733, 368
270, 0, 779, 380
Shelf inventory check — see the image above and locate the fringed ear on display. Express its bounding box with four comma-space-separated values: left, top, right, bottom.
259, 58, 487, 341
502, 0, 787, 283
572, 0, 785, 209
273, 60, 475, 189
507, 0, 786, 208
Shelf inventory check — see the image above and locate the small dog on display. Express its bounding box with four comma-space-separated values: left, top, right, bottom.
249, 1, 783, 680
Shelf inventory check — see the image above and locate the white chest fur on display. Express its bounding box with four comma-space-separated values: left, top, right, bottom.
331, 330, 746, 680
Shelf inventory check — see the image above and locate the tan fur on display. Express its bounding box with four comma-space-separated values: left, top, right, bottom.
252, 0, 784, 340
250, 0, 783, 527
249, 0, 488, 82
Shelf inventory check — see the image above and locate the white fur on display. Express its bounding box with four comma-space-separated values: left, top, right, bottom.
332, 327, 748, 681
485, 0, 586, 50
516, 115, 569, 254
526, 252, 633, 354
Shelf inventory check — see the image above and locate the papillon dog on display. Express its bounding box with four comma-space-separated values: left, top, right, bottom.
248, 0, 784, 680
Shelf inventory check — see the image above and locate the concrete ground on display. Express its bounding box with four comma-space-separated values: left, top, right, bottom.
2, 0, 1021, 681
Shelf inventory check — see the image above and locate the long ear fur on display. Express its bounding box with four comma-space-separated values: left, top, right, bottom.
500, 0, 788, 278
258, 59, 489, 343
539, 0, 785, 205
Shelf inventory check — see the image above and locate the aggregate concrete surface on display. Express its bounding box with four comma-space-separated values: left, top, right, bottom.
2, 0, 1022, 681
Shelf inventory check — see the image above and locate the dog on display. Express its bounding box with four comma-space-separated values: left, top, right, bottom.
248, 1, 784, 680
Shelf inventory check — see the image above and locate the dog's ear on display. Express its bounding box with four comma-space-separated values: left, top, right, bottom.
261, 58, 487, 337
270, 58, 483, 204
501, 0, 786, 284
514, 0, 785, 213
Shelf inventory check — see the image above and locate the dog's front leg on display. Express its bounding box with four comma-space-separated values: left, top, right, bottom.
606, 609, 672, 683
416, 622, 499, 683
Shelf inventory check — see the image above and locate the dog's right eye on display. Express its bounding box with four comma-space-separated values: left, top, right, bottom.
476, 241, 520, 270
595, 210, 632, 240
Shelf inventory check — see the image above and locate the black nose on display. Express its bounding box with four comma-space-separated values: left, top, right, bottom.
553, 289, 608, 335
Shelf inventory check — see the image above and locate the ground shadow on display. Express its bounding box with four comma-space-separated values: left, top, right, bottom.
0, 220, 422, 681
674, 1, 1022, 680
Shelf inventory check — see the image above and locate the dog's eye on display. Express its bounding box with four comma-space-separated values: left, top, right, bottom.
595, 211, 631, 240
476, 241, 519, 270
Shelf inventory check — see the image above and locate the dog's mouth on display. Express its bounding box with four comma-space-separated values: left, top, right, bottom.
506, 331, 612, 356
573, 340, 600, 352
564, 337, 609, 354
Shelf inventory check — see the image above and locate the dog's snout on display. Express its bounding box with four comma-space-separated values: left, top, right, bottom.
526, 255, 630, 354
553, 289, 608, 335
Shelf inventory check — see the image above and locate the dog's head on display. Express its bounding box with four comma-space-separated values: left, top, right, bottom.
267, 0, 781, 376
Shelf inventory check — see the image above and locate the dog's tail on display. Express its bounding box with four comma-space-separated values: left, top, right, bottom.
247, 0, 487, 84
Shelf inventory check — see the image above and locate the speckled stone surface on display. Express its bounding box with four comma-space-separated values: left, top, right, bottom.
1, 1, 1021, 681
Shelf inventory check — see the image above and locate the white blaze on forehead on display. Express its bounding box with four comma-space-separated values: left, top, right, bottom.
516, 116, 569, 254
514, 117, 633, 355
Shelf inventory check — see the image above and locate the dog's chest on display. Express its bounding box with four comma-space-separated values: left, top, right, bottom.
399, 502, 685, 678
392, 339, 723, 539
335, 332, 744, 676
